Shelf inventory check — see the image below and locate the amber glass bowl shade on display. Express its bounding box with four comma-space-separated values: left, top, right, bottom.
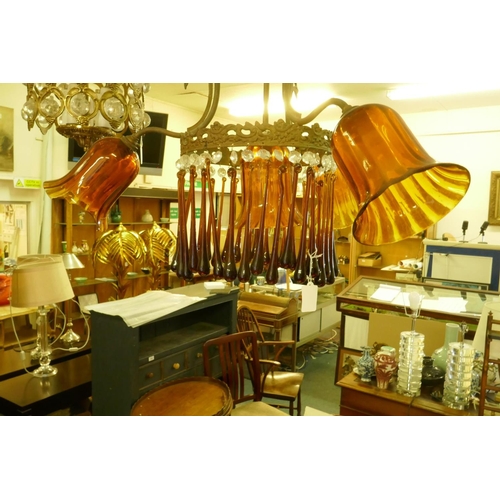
331, 104, 471, 245
43, 137, 141, 229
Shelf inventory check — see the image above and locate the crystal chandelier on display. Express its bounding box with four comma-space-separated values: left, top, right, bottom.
20, 83, 151, 150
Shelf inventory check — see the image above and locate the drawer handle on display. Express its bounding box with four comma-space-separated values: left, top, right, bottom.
146, 372, 154, 379
172, 362, 180, 370
196, 352, 203, 358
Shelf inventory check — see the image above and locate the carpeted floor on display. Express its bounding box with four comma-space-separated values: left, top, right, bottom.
296, 334, 340, 415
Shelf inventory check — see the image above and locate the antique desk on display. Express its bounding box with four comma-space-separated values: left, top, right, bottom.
336, 371, 476, 416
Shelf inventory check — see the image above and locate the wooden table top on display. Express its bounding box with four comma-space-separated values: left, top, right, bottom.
131, 376, 233, 416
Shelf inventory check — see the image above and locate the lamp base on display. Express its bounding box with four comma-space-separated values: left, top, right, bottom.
61, 328, 81, 344
33, 364, 58, 378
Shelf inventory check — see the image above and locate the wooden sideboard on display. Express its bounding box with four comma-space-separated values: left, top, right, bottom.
90, 283, 239, 416
336, 371, 476, 416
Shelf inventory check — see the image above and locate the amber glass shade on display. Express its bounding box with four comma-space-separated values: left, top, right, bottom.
331, 104, 471, 245
44, 137, 140, 230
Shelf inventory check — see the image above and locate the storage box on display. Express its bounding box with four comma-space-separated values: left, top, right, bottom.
357, 252, 382, 268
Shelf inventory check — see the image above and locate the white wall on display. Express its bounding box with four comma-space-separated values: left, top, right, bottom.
1, 82, 500, 254
405, 106, 500, 244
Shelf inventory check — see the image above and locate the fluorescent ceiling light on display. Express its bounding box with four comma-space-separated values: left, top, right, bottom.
387, 83, 500, 101
227, 89, 333, 117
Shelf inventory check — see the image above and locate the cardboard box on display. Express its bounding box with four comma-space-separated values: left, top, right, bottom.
357, 252, 382, 268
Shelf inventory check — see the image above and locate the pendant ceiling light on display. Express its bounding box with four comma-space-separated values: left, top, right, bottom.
22, 83, 471, 288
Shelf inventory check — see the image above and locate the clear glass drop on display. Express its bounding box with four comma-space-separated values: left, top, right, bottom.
289, 150, 302, 164
200, 152, 211, 162
21, 99, 37, 121
103, 96, 125, 121
211, 150, 223, 163
229, 150, 239, 165
273, 148, 284, 162
302, 151, 314, 165
179, 154, 190, 168
256, 148, 271, 160
129, 102, 144, 128
143, 113, 151, 128
218, 167, 227, 178
40, 93, 62, 118
69, 92, 92, 116
241, 148, 254, 162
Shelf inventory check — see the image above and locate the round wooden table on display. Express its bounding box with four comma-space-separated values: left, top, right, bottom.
130, 376, 233, 416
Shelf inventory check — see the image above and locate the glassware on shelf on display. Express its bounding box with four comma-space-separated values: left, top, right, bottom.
442, 341, 475, 410
374, 346, 397, 389
396, 330, 425, 397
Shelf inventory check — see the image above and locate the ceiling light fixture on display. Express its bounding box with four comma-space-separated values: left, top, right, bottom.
23, 82, 470, 289
387, 83, 500, 101
20, 83, 152, 150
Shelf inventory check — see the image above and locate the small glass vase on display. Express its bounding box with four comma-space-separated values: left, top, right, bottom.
357, 346, 375, 382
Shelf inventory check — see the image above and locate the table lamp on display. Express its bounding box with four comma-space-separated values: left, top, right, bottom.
60, 252, 84, 343
10, 254, 74, 377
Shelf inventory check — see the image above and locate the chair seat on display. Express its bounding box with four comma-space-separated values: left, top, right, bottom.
231, 401, 289, 416
262, 371, 304, 400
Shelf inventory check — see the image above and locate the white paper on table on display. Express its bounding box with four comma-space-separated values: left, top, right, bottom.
369, 284, 401, 302
86, 290, 206, 328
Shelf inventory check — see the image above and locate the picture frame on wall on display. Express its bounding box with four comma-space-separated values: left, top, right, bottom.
0, 106, 14, 172
0, 202, 29, 258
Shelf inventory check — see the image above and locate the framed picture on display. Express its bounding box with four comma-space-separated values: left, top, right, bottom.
0, 106, 14, 172
0, 202, 29, 258
336, 347, 361, 383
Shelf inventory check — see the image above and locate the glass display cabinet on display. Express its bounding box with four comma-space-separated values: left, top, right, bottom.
335, 275, 500, 382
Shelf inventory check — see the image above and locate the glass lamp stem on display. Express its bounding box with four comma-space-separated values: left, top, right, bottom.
33, 306, 58, 377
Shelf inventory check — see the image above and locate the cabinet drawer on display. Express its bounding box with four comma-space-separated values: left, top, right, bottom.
138, 360, 162, 391
162, 351, 188, 379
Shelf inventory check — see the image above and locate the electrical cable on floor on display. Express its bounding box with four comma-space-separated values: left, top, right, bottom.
297, 328, 339, 370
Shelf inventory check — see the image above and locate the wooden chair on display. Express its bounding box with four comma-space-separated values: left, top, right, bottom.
478, 311, 500, 415
203, 331, 288, 416
236, 304, 304, 415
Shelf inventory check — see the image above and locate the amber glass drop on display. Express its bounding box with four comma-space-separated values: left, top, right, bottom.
250, 162, 270, 276
331, 103, 470, 245
197, 167, 210, 275
188, 167, 198, 273
266, 166, 285, 285
175, 170, 193, 281
237, 170, 253, 284
294, 168, 314, 284
222, 167, 238, 282
43, 137, 141, 230
279, 164, 301, 270
209, 178, 224, 278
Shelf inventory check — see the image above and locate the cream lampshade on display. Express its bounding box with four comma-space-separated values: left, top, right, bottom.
11, 254, 74, 377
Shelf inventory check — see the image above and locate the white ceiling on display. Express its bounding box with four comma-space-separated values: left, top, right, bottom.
146, 83, 500, 125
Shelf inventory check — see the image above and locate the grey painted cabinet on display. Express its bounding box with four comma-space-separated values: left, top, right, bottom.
90, 284, 238, 415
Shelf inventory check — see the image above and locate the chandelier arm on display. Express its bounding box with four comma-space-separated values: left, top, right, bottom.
282, 83, 354, 125
186, 83, 221, 133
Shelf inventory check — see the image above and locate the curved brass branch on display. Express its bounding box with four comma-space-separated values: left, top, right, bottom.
187, 83, 220, 133
124, 84, 221, 144
282, 83, 354, 125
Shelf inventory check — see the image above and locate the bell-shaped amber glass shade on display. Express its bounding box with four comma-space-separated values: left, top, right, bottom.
44, 137, 140, 230
331, 104, 470, 245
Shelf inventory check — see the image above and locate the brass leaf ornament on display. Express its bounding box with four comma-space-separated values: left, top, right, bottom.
92, 223, 147, 299
140, 222, 177, 290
